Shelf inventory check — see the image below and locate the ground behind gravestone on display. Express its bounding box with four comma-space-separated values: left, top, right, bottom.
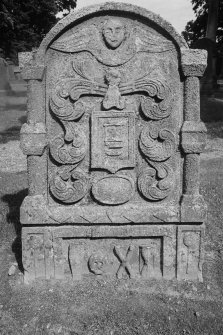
0, 84, 223, 334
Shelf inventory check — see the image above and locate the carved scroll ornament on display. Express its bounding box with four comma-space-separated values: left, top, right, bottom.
138, 162, 174, 201
139, 125, 175, 161
138, 124, 175, 201
50, 82, 90, 121
50, 167, 89, 204
50, 123, 87, 165
50, 61, 172, 120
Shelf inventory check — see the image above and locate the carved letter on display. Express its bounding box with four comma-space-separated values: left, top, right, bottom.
114, 245, 134, 279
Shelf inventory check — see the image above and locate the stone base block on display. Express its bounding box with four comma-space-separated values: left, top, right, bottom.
22, 224, 204, 284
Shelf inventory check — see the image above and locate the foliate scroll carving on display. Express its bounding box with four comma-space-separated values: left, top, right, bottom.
140, 91, 172, 120
139, 125, 175, 161
50, 167, 89, 204
137, 78, 172, 120
50, 82, 89, 121
120, 76, 172, 120
50, 60, 172, 116
50, 123, 87, 165
138, 163, 174, 201
138, 124, 175, 201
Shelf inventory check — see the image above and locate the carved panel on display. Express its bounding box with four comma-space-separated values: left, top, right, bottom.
46, 13, 180, 209
22, 225, 176, 282
23, 234, 45, 279
91, 111, 135, 173
177, 226, 204, 281
139, 239, 163, 279
22, 230, 54, 282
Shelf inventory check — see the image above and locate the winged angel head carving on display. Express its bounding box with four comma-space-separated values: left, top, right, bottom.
50, 18, 175, 66
102, 18, 127, 49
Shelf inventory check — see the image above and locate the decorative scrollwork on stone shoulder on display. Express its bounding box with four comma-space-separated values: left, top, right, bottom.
119, 76, 172, 120
139, 80, 172, 120
50, 123, 87, 165
50, 80, 91, 121
50, 167, 89, 204
140, 125, 175, 161
138, 163, 174, 201
140, 95, 172, 120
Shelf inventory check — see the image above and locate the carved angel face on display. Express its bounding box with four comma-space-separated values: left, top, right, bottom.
102, 19, 126, 49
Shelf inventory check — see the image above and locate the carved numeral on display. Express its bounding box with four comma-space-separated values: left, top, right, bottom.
114, 245, 134, 279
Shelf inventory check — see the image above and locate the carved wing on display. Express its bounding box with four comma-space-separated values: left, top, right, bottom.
135, 27, 175, 53
50, 25, 101, 54
119, 74, 166, 98
119, 74, 172, 120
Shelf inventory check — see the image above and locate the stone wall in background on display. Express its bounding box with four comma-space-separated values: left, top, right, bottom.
20, 2, 207, 284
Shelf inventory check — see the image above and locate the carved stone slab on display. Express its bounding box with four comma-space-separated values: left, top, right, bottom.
22, 225, 176, 283
20, 2, 207, 283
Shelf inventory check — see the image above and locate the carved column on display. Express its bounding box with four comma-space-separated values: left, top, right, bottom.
20, 63, 47, 197
180, 49, 207, 222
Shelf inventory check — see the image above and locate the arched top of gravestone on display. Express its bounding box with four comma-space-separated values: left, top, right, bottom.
35, 2, 188, 63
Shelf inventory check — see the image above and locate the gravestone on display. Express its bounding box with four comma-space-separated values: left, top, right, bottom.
6, 58, 15, 81
0, 49, 11, 94
20, 3, 207, 283
14, 52, 34, 80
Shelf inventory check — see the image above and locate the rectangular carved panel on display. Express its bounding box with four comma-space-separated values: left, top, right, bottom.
22, 228, 54, 283
50, 225, 176, 281
177, 225, 204, 281
91, 110, 135, 173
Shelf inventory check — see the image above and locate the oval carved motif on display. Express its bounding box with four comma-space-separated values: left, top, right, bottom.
92, 175, 134, 205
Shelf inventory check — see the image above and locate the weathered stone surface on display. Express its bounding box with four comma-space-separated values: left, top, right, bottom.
18, 52, 33, 68
181, 121, 207, 154
177, 225, 204, 281
20, 2, 207, 283
180, 195, 207, 223
181, 49, 207, 77
22, 225, 176, 283
20, 122, 47, 156
22, 66, 45, 81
